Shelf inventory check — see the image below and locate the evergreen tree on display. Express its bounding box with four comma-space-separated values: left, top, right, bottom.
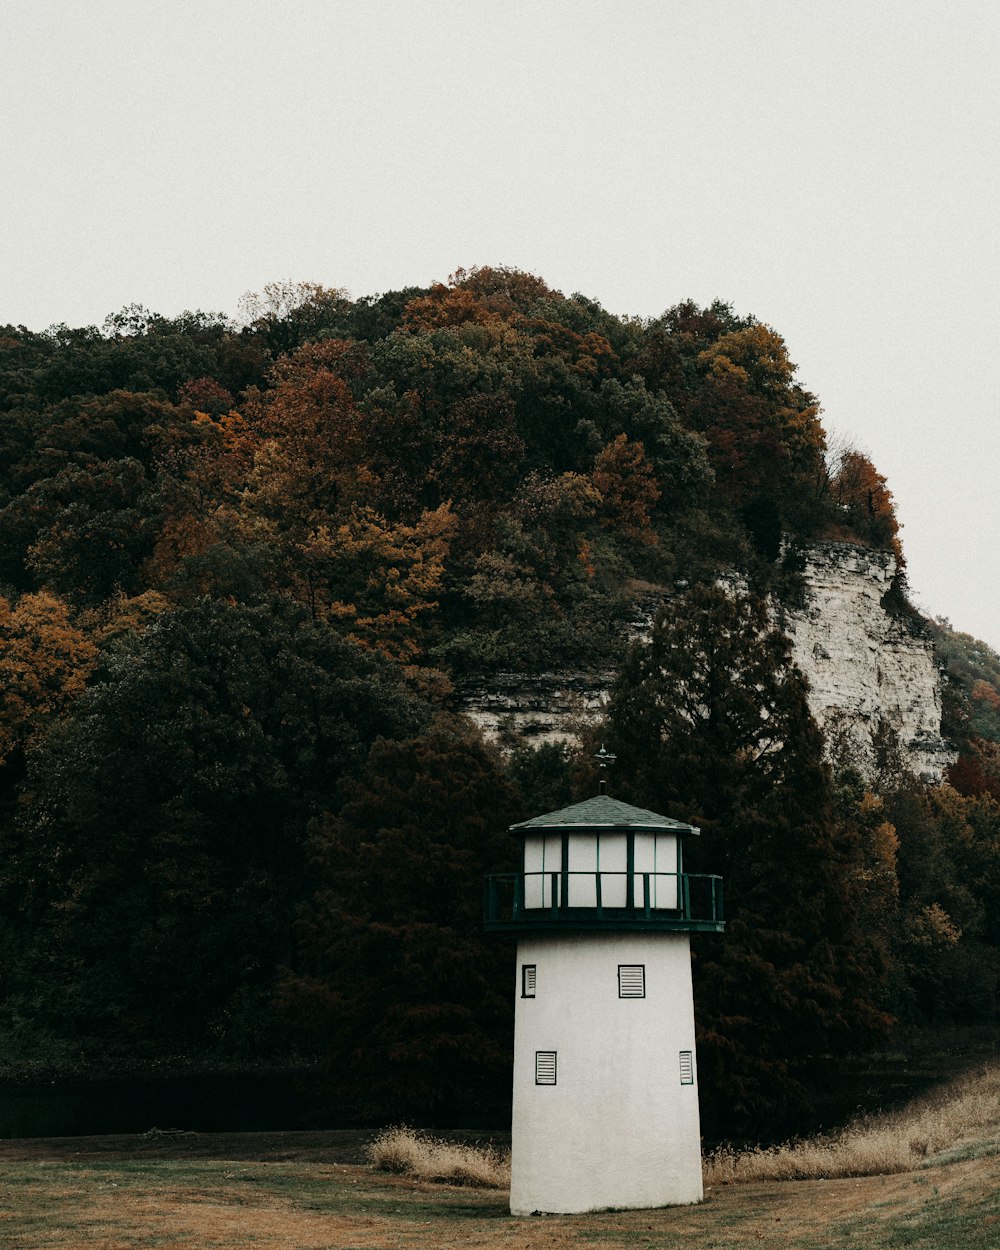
283, 718, 522, 1121
0, 597, 426, 1066
607, 586, 891, 1135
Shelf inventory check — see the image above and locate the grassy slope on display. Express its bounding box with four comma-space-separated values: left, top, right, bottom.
2, 1152, 1000, 1249
3, 1071, 1000, 1250
0, 1130, 998, 1250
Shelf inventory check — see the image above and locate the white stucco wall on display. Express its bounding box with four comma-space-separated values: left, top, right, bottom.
510, 931, 703, 1214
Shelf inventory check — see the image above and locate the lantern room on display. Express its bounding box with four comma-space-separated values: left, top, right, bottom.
484, 794, 724, 934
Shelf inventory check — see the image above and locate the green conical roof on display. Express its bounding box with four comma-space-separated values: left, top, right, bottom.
511, 794, 699, 834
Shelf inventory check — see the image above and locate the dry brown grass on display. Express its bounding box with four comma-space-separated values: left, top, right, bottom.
4, 1151, 1000, 1250
3, 1110, 1000, 1249
704, 1062, 1000, 1185
367, 1125, 511, 1187
3, 1069, 1000, 1248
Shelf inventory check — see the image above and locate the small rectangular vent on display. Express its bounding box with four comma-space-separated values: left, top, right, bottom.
618, 964, 645, 998
679, 1050, 694, 1085
535, 1051, 557, 1085
522, 964, 536, 998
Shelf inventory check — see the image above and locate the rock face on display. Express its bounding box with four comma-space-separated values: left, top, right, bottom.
459, 541, 953, 782
780, 542, 952, 781
458, 670, 615, 747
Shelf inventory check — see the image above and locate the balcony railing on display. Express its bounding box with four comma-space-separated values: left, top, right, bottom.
483, 870, 724, 933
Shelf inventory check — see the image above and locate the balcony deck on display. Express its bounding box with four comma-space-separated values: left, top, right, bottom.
483, 870, 725, 934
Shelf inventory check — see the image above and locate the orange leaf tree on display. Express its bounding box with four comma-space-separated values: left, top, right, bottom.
0, 591, 97, 765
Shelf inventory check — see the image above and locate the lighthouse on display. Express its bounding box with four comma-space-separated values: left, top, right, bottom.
484, 749, 724, 1215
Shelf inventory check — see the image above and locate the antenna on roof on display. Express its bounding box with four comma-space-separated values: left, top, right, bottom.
594, 744, 617, 795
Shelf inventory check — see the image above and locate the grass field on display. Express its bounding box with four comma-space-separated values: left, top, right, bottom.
3, 1145, 1000, 1250
3, 1069, 1000, 1250
2, 1134, 999, 1249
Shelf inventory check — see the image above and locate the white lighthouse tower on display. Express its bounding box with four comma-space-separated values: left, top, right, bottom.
484, 749, 724, 1215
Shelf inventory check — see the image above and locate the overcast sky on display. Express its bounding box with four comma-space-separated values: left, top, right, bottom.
3, 1, 998, 647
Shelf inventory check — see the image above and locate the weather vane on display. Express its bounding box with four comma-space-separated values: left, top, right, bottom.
594, 744, 617, 794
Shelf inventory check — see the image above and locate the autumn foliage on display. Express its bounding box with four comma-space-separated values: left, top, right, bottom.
0, 591, 97, 765
0, 269, 986, 1133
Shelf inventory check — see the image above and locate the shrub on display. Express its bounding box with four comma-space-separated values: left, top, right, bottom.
366, 1126, 511, 1188
704, 1063, 1000, 1185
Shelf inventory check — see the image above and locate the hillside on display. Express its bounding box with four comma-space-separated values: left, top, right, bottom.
929, 618, 1000, 798
2, 269, 999, 1142
0, 271, 902, 678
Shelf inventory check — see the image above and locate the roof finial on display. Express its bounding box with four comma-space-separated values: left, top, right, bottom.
594, 744, 617, 795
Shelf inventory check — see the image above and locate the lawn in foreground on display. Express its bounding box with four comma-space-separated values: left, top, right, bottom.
2, 1145, 1000, 1250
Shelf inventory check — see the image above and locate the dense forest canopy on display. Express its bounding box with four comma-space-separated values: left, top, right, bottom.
0, 269, 903, 675
1, 268, 998, 1136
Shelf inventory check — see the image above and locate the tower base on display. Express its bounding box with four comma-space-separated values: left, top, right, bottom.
509, 931, 703, 1215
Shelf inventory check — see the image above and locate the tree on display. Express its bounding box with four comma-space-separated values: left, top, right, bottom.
5, 458, 158, 602
506, 740, 576, 814
0, 390, 215, 596
1, 598, 428, 1066
451, 265, 556, 313
595, 378, 713, 506
222, 341, 458, 659
282, 718, 522, 1119
590, 433, 660, 541
828, 447, 903, 563
873, 775, 1000, 1023
297, 502, 457, 661
607, 586, 890, 1134
238, 281, 353, 356
11, 390, 188, 484
929, 618, 1000, 760
402, 283, 507, 332
237, 339, 371, 521
429, 393, 526, 529
177, 376, 235, 417
689, 324, 827, 552
0, 591, 97, 773
437, 470, 632, 674
632, 299, 752, 409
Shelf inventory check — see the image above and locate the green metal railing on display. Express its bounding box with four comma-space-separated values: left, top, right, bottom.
483, 870, 724, 933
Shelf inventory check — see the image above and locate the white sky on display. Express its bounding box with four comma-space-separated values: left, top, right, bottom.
2, 0, 998, 648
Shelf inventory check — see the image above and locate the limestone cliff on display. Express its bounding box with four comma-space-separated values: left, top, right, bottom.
780, 543, 952, 781
459, 540, 953, 782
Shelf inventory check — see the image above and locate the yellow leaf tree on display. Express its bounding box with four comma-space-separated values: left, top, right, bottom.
0, 592, 98, 765
299, 502, 457, 663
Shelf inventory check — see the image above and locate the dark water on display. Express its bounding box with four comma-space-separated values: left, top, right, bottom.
0, 1045, 975, 1142
0, 1072, 338, 1139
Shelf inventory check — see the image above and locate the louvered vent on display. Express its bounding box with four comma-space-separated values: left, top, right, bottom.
618, 964, 645, 998
535, 1051, 557, 1085
522, 964, 536, 998
679, 1050, 694, 1085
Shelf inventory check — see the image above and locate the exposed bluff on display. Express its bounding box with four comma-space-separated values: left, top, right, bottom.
459, 540, 954, 783
779, 543, 952, 781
